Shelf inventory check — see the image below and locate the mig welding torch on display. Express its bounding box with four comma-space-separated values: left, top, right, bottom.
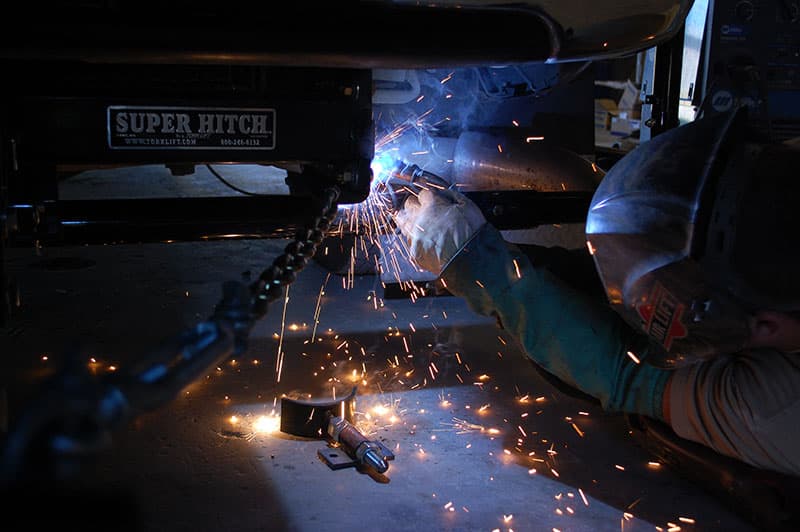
376, 159, 455, 212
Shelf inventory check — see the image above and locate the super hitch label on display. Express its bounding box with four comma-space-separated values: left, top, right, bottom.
107, 106, 276, 150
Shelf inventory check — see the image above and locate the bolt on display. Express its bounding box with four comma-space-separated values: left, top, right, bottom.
363, 448, 388, 473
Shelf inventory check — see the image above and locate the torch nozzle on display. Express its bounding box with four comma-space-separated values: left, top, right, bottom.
389, 160, 451, 190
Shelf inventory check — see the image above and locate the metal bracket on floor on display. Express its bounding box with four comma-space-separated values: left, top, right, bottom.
280, 387, 395, 476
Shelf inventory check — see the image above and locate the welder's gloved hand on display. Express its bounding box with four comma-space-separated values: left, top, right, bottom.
381, 177, 416, 212
393, 188, 487, 276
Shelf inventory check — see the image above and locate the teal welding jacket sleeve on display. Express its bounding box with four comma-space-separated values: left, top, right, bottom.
440, 223, 670, 421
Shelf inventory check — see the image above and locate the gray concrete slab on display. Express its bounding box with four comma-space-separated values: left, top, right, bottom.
0, 237, 757, 532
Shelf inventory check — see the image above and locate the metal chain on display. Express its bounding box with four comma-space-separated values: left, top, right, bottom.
212, 185, 342, 354
250, 186, 340, 317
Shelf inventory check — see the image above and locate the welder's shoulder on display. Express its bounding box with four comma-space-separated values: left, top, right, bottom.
736, 350, 800, 476
725, 349, 800, 419
713, 349, 800, 475
735, 348, 800, 401
669, 349, 800, 476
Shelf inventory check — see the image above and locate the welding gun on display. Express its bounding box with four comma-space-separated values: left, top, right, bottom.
376, 159, 454, 212
390, 160, 452, 190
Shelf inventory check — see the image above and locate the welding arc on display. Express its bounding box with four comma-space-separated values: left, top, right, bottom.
206, 164, 268, 196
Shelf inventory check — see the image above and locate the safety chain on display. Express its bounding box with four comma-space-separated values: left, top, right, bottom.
212, 185, 342, 354
251, 186, 341, 318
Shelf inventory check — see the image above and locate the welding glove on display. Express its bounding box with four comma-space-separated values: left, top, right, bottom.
440, 223, 671, 420
393, 188, 487, 276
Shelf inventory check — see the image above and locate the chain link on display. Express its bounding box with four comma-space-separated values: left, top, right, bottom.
250, 186, 340, 319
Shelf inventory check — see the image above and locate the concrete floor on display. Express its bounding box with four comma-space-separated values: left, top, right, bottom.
0, 164, 758, 531
1, 234, 756, 532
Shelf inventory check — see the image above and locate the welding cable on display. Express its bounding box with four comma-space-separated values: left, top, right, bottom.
205, 164, 269, 196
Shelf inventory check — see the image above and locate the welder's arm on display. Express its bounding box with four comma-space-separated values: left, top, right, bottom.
441, 222, 670, 420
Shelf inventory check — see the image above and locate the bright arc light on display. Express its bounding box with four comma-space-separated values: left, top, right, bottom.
370, 152, 397, 187
253, 413, 281, 434
372, 404, 390, 416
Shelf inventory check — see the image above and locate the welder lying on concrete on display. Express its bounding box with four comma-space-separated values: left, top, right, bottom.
392, 106, 800, 478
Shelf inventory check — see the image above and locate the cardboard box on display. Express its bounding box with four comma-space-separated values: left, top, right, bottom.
617, 79, 642, 119
594, 98, 619, 130
610, 116, 641, 136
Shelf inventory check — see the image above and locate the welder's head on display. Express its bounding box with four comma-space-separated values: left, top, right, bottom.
586, 106, 800, 368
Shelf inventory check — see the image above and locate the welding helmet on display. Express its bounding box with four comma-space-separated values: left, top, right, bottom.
586, 106, 800, 368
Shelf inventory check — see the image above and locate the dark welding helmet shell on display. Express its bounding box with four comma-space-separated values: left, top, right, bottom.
585, 106, 773, 368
